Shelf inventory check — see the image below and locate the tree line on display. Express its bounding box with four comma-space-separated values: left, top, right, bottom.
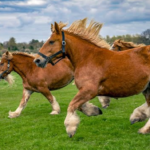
0, 38, 44, 56
1, 29, 150, 56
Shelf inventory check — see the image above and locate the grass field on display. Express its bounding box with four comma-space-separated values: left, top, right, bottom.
0, 72, 150, 150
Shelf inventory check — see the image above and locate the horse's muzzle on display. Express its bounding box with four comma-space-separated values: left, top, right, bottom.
34, 58, 47, 68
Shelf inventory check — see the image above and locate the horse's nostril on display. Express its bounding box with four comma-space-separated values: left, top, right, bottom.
34, 59, 41, 64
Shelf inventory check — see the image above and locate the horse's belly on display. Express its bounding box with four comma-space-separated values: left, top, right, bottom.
98, 77, 149, 98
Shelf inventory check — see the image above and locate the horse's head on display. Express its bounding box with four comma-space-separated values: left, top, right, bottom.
110, 39, 127, 51
34, 22, 66, 68
110, 39, 145, 51
0, 51, 13, 79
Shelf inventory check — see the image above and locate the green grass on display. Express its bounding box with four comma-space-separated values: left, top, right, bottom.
0, 72, 150, 150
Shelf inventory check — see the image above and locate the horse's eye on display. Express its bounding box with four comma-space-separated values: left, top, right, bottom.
49, 41, 55, 45
0, 63, 4, 66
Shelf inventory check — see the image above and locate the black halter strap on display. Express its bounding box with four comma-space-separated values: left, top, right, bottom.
0, 60, 10, 79
38, 31, 66, 66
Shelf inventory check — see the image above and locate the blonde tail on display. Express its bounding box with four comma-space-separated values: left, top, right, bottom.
4, 74, 15, 85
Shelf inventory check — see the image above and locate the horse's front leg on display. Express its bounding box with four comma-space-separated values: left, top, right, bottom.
9, 88, 33, 118
64, 87, 102, 137
98, 96, 110, 108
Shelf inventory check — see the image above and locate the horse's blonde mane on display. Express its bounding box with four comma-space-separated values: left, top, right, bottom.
12, 52, 35, 58
2, 51, 35, 60
114, 39, 145, 48
58, 18, 110, 49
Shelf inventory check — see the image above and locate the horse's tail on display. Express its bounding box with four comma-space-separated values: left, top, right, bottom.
4, 74, 15, 85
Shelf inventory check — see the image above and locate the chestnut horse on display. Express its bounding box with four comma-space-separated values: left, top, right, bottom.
95, 40, 146, 107
111, 39, 145, 51
34, 18, 150, 137
52, 19, 111, 108
0, 51, 74, 118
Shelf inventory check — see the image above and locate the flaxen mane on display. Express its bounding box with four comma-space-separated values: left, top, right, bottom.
12, 52, 35, 58
55, 18, 110, 49
2, 52, 35, 59
115, 39, 145, 48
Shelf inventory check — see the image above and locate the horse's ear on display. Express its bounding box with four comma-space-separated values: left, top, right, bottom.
6, 51, 9, 55
51, 23, 54, 32
4, 51, 13, 60
118, 39, 121, 43
54, 22, 60, 34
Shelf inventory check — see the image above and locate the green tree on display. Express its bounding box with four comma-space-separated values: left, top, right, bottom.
0, 43, 3, 50
8, 37, 18, 51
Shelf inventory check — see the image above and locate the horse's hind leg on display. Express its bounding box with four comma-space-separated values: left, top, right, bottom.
40, 88, 60, 115
98, 96, 110, 108
50, 95, 60, 115
138, 118, 150, 134
130, 86, 150, 134
130, 85, 150, 124
64, 86, 102, 137
79, 101, 102, 116
9, 88, 33, 118
138, 87, 150, 134
130, 102, 150, 124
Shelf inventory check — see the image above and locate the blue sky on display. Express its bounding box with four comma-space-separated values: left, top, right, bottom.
0, 0, 150, 43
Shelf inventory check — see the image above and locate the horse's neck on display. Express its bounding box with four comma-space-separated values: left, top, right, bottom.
12, 54, 34, 79
65, 34, 108, 68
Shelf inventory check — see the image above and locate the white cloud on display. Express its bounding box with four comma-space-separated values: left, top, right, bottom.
16, 0, 47, 6
0, 0, 150, 42
101, 21, 150, 38
0, 0, 47, 6
34, 16, 52, 24
0, 15, 21, 28
42, 5, 58, 13
0, 7, 14, 11
89, 8, 98, 14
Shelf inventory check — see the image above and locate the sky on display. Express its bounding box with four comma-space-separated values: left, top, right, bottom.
0, 0, 150, 43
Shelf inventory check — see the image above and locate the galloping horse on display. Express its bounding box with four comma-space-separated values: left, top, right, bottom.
0, 51, 74, 118
34, 19, 150, 137
111, 39, 145, 51
97, 39, 146, 107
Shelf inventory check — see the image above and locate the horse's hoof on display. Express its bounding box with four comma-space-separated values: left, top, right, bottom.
102, 105, 109, 109
130, 119, 139, 125
138, 128, 150, 134
50, 111, 59, 115
8, 111, 19, 118
68, 134, 74, 138
98, 108, 103, 115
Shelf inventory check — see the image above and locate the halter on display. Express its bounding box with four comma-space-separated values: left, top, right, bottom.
0, 60, 10, 79
38, 31, 66, 66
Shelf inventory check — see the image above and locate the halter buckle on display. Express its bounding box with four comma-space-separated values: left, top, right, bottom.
62, 41, 66, 45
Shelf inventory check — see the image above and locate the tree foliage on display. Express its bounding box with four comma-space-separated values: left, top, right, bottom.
1, 28, 150, 57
